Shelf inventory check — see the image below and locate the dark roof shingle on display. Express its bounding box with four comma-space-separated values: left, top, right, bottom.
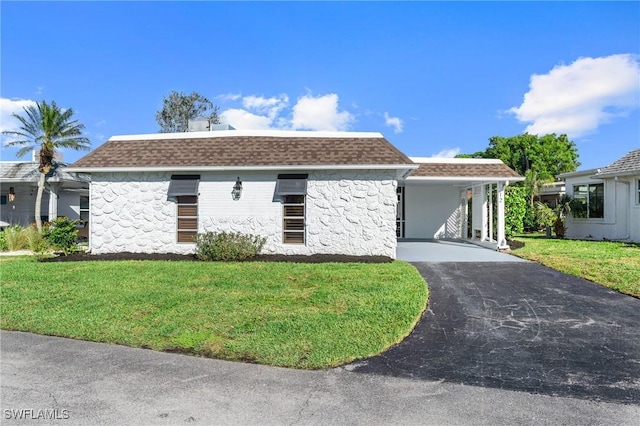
69, 134, 414, 169
411, 162, 521, 178
595, 149, 640, 177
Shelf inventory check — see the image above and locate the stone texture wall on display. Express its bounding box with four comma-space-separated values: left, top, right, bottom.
89, 170, 398, 257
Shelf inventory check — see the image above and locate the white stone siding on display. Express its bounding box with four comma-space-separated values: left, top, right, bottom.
89, 170, 398, 257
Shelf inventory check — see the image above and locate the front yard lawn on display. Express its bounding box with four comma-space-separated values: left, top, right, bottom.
0, 257, 427, 369
510, 235, 640, 298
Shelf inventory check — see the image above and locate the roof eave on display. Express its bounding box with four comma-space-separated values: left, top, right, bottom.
405, 176, 524, 182
64, 164, 419, 174
593, 170, 640, 179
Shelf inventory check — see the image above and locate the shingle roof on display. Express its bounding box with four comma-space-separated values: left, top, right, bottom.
0, 162, 89, 183
68, 131, 415, 170
595, 149, 640, 177
410, 161, 521, 179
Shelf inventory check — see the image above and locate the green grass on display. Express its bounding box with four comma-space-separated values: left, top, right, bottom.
0, 257, 427, 369
511, 234, 640, 298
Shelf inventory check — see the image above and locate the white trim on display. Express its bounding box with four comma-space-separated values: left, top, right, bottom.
406, 176, 524, 182
409, 157, 505, 164
557, 168, 601, 179
108, 129, 385, 142
65, 164, 419, 173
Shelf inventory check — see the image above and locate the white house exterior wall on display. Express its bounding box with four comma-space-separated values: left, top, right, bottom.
632, 175, 640, 242
0, 185, 50, 225
403, 184, 462, 239
564, 175, 639, 242
57, 192, 81, 220
89, 170, 398, 257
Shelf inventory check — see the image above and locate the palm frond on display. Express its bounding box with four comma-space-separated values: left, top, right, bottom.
3, 100, 91, 160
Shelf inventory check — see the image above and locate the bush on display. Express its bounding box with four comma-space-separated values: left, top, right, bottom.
24, 225, 49, 253
3, 226, 27, 251
195, 231, 266, 261
43, 217, 79, 255
0, 231, 8, 252
505, 185, 527, 239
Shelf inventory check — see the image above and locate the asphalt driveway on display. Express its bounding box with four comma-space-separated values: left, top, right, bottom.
349, 262, 640, 404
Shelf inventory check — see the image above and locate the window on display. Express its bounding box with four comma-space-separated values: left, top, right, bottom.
276, 174, 307, 244
396, 186, 405, 238
80, 196, 89, 223
177, 196, 198, 243
637, 179, 640, 205
169, 175, 200, 243
573, 183, 604, 218
282, 195, 305, 244
0, 195, 6, 205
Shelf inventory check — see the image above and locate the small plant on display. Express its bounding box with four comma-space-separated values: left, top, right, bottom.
43, 217, 80, 255
535, 195, 573, 238
0, 231, 8, 252
4, 226, 27, 251
195, 231, 266, 261
24, 225, 49, 253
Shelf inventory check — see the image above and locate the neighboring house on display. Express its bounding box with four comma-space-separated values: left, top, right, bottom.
0, 162, 90, 236
65, 129, 523, 257
536, 181, 566, 208
559, 149, 640, 243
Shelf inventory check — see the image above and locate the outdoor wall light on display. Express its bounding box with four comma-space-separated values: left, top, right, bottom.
8, 187, 15, 202
232, 177, 243, 201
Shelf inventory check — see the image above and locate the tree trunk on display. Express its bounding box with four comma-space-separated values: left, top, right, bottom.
35, 172, 46, 233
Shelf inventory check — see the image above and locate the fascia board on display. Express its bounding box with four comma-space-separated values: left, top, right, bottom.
64, 164, 419, 174
406, 176, 524, 182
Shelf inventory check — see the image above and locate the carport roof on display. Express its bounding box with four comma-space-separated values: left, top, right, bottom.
406, 158, 522, 182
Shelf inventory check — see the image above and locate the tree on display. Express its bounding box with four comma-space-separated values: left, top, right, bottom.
2, 100, 90, 232
156, 91, 221, 133
483, 133, 580, 179
458, 133, 580, 232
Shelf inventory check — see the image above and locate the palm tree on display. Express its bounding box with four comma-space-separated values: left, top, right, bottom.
2, 101, 90, 232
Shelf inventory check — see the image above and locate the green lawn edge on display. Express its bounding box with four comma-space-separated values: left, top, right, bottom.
0, 257, 428, 369
510, 235, 640, 298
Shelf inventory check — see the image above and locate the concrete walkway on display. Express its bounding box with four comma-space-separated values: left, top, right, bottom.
396, 239, 525, 262
2, 331, 638, 425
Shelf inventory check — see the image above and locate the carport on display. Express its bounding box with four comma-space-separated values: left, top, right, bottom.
398, 158, 524, 250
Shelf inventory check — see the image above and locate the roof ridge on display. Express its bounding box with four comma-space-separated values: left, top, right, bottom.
109, 130, 385, 142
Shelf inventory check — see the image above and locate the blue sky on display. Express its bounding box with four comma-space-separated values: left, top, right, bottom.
1, 1, 638, 170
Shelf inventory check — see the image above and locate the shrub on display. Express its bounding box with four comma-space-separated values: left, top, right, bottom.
4, 226, 27, 251
0, 231, 8, 252
195, 231, 267, 261
43, 217, 79, 255
505, 185, 527, 239
24, 225, 49, 253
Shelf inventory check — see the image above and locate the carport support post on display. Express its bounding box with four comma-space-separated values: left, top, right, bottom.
48, 184, 59, 222
480, 184, 487, 241
497, 180, 509, 249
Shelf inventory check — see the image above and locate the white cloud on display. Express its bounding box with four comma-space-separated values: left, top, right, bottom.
219, 92, 355, 132
242, 94, 289, 120
220, 108, 274, 130
509, 54, 640, 138
290, 93, 354, 131
384, 112, 404, 134
216, 92, 242, 102
0, 98, 37, 143
432, 148, 461, 158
